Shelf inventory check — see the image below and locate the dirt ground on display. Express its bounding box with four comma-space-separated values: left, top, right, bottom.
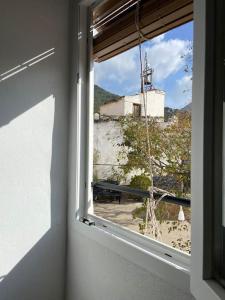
94, 199, 191, 253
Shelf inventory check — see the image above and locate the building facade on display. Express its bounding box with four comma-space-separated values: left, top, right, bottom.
100, 90, 165, 118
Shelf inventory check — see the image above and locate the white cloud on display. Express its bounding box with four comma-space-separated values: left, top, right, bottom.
94, 37, 192, 98
94, 47, 140, 94
146, 39, 189, 83
150, 33, 165, 44
95, 47, 138, 84
177, 74, 192, 91
167, 75, 192, 108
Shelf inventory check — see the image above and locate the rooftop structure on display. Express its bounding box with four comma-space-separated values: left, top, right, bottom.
99, 89, 165, 118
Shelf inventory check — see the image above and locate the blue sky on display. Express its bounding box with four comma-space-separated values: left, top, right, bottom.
94, 21, 193, 109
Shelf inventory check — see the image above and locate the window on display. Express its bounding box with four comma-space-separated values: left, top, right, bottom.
92, 13, 193, 253
91, 1, 193, 254
74, 0, 225, 298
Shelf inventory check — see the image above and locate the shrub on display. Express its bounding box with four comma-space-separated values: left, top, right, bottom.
130, 174, 151, 191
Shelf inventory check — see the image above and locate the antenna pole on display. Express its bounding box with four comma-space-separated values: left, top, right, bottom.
141, 52, 154, 92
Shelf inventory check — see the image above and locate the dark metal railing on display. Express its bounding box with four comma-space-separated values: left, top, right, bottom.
92, 181, 191, 207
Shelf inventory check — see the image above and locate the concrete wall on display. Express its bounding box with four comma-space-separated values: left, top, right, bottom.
94, 120, 123, 180
0, 0, 69, 299
100, 99, 124, 116
123, 96, 141, 115
143, 90, 165, 118
93, 120, 143, 183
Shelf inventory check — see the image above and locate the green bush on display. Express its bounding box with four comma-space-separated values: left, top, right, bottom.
130, 174, 151, 191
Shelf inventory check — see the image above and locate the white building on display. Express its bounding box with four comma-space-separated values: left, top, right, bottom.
100, 89, 165, 118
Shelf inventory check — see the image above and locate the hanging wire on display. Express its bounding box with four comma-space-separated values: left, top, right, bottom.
135, 0, 175, 236
134, 0, 148, 42
135, 0, 156, 235
135, 1, 153, 189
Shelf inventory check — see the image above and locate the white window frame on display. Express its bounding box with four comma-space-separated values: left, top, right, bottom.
190, 0, 225, 299
70, 0, 223, 297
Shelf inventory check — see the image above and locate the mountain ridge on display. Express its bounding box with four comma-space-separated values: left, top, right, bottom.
94, 85, 120, 113
181, 102, 192, 112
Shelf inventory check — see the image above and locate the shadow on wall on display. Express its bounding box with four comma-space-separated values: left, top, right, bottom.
0, 0, 69, 299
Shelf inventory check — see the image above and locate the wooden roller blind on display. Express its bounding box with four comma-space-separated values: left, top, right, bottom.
93, 0, 193, 62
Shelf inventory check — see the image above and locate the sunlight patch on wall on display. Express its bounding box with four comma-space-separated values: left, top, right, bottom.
0, 48, 55, 82
0, 95, 55, 277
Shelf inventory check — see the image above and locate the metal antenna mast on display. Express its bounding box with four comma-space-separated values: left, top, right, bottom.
141, 52, 154, 92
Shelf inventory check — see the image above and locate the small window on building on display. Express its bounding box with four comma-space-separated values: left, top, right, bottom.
133, 104, 141, 117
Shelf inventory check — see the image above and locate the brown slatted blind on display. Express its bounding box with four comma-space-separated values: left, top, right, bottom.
93, 0, 193, 62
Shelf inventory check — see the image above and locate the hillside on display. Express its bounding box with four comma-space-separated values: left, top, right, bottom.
94, 85, 119, 113
181, 102, 192, 112
164, 102, 192, 121
164, 107, 179, 121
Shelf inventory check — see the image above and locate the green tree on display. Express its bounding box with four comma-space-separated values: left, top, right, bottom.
115, 113, 191, 251
117, 112, 191, 195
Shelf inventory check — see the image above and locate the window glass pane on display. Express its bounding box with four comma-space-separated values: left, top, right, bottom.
92, 21, 193, 254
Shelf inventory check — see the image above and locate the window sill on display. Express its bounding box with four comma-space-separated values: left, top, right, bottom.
74, 215, 191, 293
191, 278, 225, 300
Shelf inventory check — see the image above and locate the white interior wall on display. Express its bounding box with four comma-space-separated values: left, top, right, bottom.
0, 1, 70, 299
